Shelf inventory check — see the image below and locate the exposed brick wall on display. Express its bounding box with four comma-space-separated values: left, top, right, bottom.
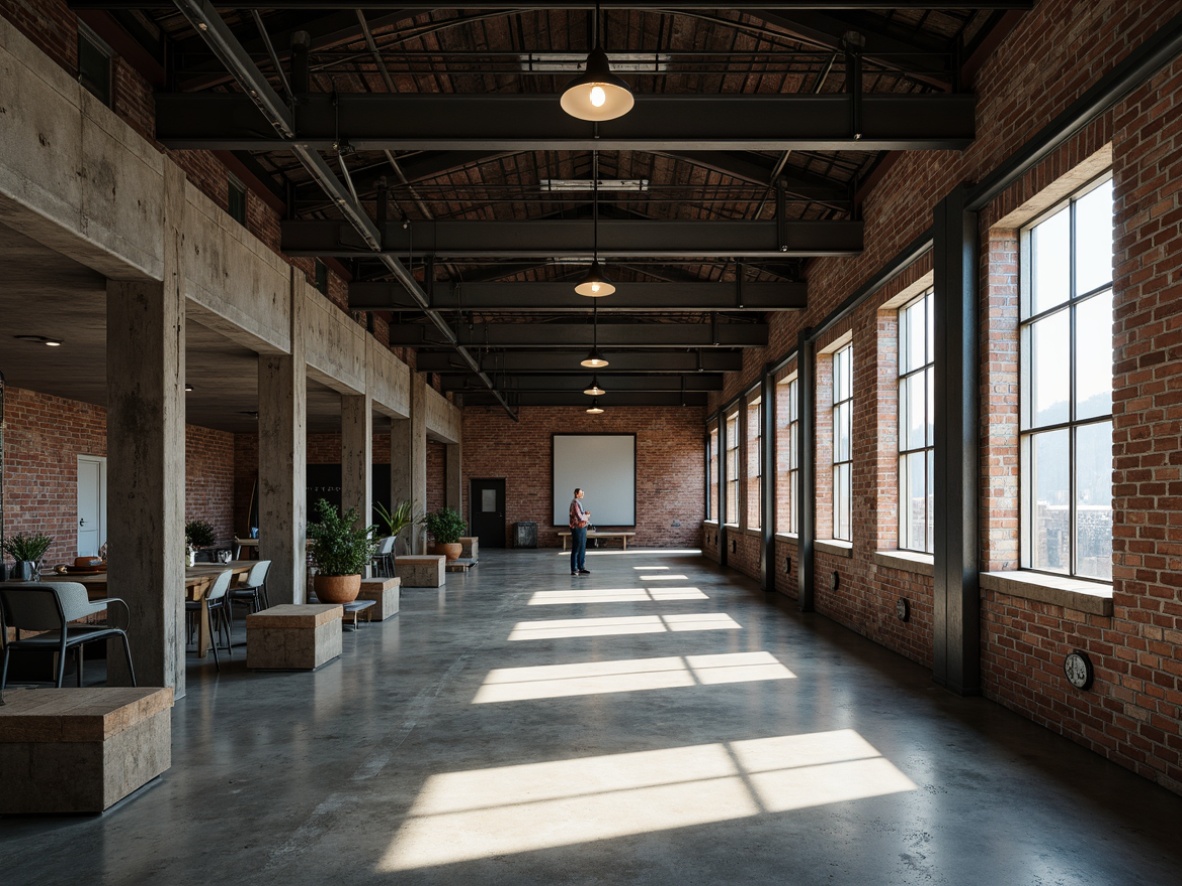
426, 440, 446, 513
1, 386, 233, 567
463, 406, 704, 549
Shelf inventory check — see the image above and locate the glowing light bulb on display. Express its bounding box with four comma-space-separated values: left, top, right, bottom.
590, 85, 606, 108
590, 281, 602, 294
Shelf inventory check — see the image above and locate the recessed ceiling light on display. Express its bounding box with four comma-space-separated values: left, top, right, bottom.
541, 179, 649, 192
522, 52, 668, 74
14, 334, 63, 347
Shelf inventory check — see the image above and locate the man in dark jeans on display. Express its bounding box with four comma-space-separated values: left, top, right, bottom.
569, 487, 591, 575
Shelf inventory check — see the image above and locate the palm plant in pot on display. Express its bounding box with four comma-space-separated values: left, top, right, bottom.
2, 532, 53, 581
422, 507, 466, 560
308, 498, 376, 604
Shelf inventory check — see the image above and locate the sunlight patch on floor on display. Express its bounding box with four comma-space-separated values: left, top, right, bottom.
379, 730, 916, 871
508, 612, 741, 641
633, 565, 670, 570
527, 587, 709, 605
473, 651, 794, 703
636, 574, 690, 581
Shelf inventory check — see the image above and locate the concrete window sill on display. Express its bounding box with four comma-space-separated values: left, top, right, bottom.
979, 571, 1113, 617
774, 533, 799, 544
815, 539, 853, 558
874, 550, 934, 577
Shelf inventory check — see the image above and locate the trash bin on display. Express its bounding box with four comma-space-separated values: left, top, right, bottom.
513, 521, 537, 548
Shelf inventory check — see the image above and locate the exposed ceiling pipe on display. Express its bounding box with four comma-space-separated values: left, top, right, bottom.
172, 0, 517, 419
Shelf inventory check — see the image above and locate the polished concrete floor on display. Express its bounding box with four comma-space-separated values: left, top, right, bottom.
3, 548, 1182, 885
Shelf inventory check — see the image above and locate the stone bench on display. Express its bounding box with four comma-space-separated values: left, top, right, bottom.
396, 555, 447, 588
357, 576, 400, 621
0, 686, 173, 814
556, 530, 637, 551
247, 604, 343, 670
459, 536, 479, 560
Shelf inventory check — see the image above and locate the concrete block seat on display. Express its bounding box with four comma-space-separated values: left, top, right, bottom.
396, 556, 447, 588
357, 576, 400, 621
0, 687, 173, 814
459, 536, 479, 561
246, 604, 342, 670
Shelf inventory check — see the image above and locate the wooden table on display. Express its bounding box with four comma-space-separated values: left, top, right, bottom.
60, 561, 254, 658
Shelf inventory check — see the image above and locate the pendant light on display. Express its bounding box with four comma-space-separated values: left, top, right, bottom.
559, 4, 634, 122
586, 398, 605, 415
581, 301, 610, 368
575, 151, 615, 297
584, 376, 606, 396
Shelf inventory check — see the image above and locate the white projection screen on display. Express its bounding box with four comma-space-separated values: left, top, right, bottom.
552, 434, 637, 527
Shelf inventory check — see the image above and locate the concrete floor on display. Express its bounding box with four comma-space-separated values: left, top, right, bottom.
3, 548, 1181, 885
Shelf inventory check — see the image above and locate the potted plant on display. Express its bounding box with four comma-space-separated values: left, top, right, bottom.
308, 498, 376, 603
185, 519, 216, 564
422, 507, 466, 560
2, 532, 53, 581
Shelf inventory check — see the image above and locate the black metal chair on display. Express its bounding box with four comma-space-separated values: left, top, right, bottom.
0, 582, 136, 689
371, 536, 396, 577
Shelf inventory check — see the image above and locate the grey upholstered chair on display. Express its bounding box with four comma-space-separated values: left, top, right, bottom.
185, 569, 234, 670
229, 559, 271, 616
0, 581, 136, 689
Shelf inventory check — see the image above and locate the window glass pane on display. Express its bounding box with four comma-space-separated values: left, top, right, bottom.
834, 346, 852, 401
835, 402, 851, 462
925, 367, 934, 446
1074, 420, 1112, 581
834, 464, 851, 541
1075, 291, 1113, 421
900, 450, 928, 552
1075, 179, 1114, 295
1028, 429, 1070, 574
1030, 206, 1070, 315
901, 298, 927, 373
903, 372, 927, 451
926, 449, 935, 553
1030, 310, 1070, 427
78, 32, 111, 106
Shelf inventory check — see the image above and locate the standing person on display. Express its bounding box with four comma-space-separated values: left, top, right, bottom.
569, 487, 591, 575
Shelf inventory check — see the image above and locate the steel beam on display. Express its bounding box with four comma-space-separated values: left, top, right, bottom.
351, 281, 806, 312
156, 93, 975, 152
389, 323, 768, 348
459, 391, 708, 408
77, 1, 1035, 9
414, 350, 745, 373
286, 219, 863, 259
440, 374, 724, 392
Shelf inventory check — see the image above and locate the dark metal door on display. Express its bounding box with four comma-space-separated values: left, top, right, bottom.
470, 479, 506, 548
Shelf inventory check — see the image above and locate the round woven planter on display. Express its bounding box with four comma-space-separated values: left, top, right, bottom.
313, 573, 362, 604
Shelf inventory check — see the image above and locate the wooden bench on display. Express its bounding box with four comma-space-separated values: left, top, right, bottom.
0, 687, 173, 813
557, 530, 637, 551
341, 599, 376, 629
246, 604, 343, 670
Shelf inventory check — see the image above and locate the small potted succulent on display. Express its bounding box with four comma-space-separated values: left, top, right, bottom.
308, 498, 376, 603
421, 507, 467, 560
2, 532, 53, 581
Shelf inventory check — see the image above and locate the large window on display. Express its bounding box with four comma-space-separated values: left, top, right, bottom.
1020, 177, 1113, 580
707, 426, 719, 520
832, 344, 853, 541
776, 375, 799, 534
746, 395, 761, 529
899, 290, 934, 553
725, 411, 739, 524
78, 25, 112, 107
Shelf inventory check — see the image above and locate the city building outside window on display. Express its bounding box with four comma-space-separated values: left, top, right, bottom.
746, 394, 761, 529
1020, 176, 1113, 580
832, 344, 853, 541
899, 290, 934, 553
776, 375, 798, 534
725, 411, 739, 524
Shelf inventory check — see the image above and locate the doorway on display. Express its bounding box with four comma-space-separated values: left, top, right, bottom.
469, 479, 506, 548
77, 455, 107, 557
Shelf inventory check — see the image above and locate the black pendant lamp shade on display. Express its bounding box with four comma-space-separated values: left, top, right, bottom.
560, 44, 635, 122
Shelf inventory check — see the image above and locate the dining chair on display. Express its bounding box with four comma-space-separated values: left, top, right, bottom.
185, 570, 233, 670
229, 559, 271, 617
0, 582, 136, 689
371, 536, 396, 577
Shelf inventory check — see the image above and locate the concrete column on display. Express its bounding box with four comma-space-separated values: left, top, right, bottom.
341, 393, 373, 574
105, 169, 187, 694
259, 273, 307, 603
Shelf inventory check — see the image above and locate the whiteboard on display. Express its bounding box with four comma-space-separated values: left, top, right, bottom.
552, 434, 636, 526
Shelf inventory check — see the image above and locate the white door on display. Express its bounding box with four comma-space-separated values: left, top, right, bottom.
77, 455, 106, 557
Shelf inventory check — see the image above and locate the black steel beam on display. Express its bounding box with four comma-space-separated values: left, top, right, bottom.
415, 350, 745, 373
156, 93, 976, 152
286, 219, 863, 259
459, 391, 709, 408
389, 322, 768, 348
351, 281, 806, 312
440, 374, 724, 392
76, 1, 1035, 9
796, 329, 815, 612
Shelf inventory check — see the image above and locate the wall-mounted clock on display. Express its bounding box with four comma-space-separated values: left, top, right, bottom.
1064, 650, 1094, 690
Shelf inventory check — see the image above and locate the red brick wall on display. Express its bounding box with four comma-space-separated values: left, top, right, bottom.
463, 406, 705, 549
427, 440, 446, 514
1, 386, 233, 567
